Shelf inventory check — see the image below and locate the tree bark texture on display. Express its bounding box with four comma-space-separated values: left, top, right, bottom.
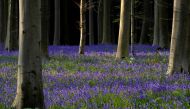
12, 0, 45, 108
5, 0, 19, 51
167, 0, 190, 75
116, 0, 131, 59
79, 0, 86, 54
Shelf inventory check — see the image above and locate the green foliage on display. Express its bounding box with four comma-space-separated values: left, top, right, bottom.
88, 80, 97, 87
0, 104, 9, 109
143, 53, 168, 64
89, 93, 132, 108
49, 105, 65, 109
0, 56, 17, 62
123, 57, 135, 64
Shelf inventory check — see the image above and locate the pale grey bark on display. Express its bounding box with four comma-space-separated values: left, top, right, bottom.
5, 0, 12, 51
5, 0, 18, 51
131, 0, 134, 55
79, 0, 86, 54
116, 0, 131, 59
12, 0, 45, 108
53, 0, 61, 45
167, 0, 190, 75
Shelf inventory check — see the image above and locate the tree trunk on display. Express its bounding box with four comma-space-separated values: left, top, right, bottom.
97, 0, 103, 44
1, 0, 8, 46
153, 0, 159, 46
89, 0, 94, 45
131, 0, 135, 55
140, 0, 150, 44
79, 0, 86, 54
116, 0, 131, 59
41, 0, 50, 60
63, 0, 69, 45
153, 0, 170, 48
53, 0, 61, 45
158, 0, 170, 48
0, 0, 2, 43
167, 0, 190, 75
102, 0, 111, 44
5, 0, 18, 51
12, 0, 45, 108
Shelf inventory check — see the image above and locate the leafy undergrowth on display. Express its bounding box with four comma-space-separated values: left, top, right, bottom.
0, 45, 190, 109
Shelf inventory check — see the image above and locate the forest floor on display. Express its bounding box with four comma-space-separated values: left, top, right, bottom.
0, 45, 190, 109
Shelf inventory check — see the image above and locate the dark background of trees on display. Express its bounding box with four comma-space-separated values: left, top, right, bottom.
49, 0, 173, 45
0, 0, 174, 46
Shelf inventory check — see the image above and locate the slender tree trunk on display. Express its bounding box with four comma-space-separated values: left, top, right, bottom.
12, 0, 45, 108
89, 0, 94, 45
158, 0, 170, 48
5, 0, 18, 51
102, 0, 111, 44
53, 0, 61, 45
79, 0, 86, 54
131, 0, 134, 55
153, 0, 159, 46
116, 0, 131, 59
140, 0, 150, 44
63, 0, 69, 45
41, 0, 50, 60
15, 0, 19, 49
167, 0, 190, 75
97, 0, 103, 44
1, 0, 8, 46
5, 0, 12, 50
153, 0, 170, 48
0, 0, 3, 43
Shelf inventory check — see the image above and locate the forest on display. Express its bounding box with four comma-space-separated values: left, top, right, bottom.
0, 0, 190, 109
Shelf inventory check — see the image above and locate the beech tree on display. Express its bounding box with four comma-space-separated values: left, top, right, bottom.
102, 0, 111, 44
153, 0, 170, 48
41, 0, 50, 60
53, 0, 61, 45
167, 0, 190, 75
63, 0, 69, 45
12, 0, 45, 108
139, 0, 151, 44
5, 0, 19, 51
130, 0, 134, 55
97, 0, 103, 44
89, 0, 94, 45
0, 0, 8, 45
0, 0, 2, 43
79, 0, 86, 54
116, 0, 131, 59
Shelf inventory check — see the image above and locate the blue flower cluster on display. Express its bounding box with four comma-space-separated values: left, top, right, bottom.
0, 45, 190, 108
